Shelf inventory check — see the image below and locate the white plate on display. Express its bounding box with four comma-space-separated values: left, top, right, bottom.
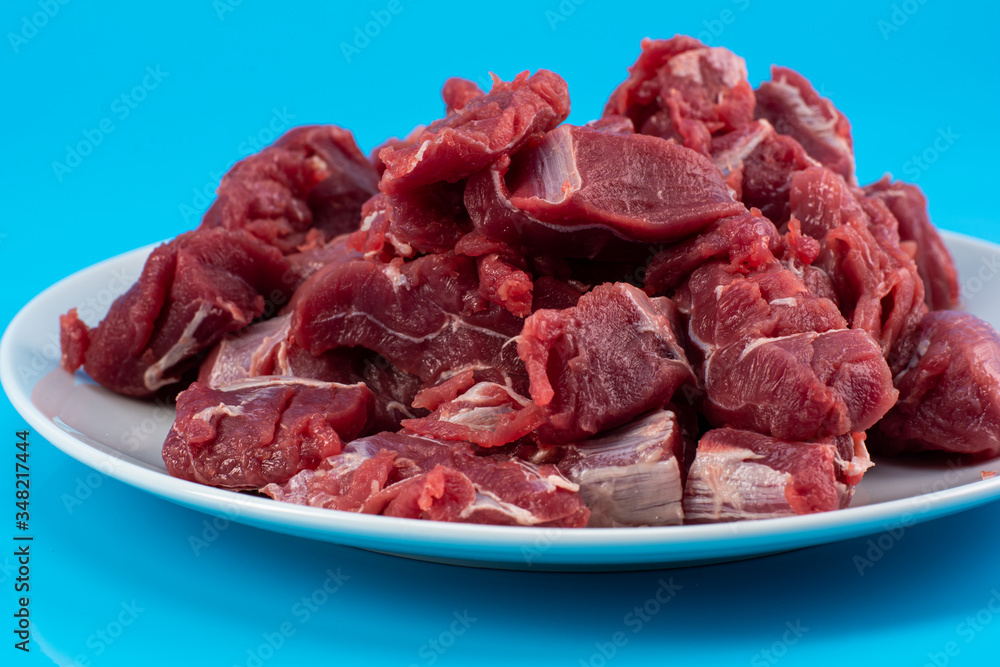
4, 233, 1000, 571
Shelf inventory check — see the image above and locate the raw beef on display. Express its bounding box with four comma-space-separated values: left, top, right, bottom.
263, 431, 589, 527
198, 314, 425, 433
789, 166, 927, 360
603, 36, 755, 155
60, 229, 293, 397
354, 183, 471, 258
201, 126, 379, 253
518, 282, 696, 444
873, 311, 1000, 458
557, 409, 691, 526
465, 125, 746, 259
678, 260, 897, 439
708, 119, 819, 224
441, 77, 485, 113
643, 209, 780, 295
162, 377, 374, 489
755, 67, 855, 183
379, 70, 570, 193
283, 232, 363, 287
401, 381, 545, 448
682, 428, 871, 522
291, 252, 526, 385
863, 177, 960, 310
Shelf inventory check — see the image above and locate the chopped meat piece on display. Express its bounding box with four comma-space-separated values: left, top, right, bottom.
873, 311, 1000, 458
59, 308, 89, 372
863, 178, 960, 310
198, 313, 425, 433
441, 77, 486, 114
263, 432, 589, 527
60, 229, 294, 397
678, 260, 897, 439
604, 36, 755, 155
518, 282, 696, 444
369, 127, 424, 177
354, 183, 471, 258
643, 209, 781, 295
201, 126, 379, 253
162, 377, 374, 489
709, 119, 818, 224
466, 126, 746, 259
477, 253, 534, 317
755, 67, 855, 183
379, 70, 570, 193
789, 167, 927, 360
682, 428, 871, 522
283, 232, 363, 287
402, 381, 545, 448
292, 252, 525, 385
558, 409, 690, 527
704, 328, 897, 440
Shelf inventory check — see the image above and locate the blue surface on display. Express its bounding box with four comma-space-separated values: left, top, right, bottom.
2, 0, 999, 665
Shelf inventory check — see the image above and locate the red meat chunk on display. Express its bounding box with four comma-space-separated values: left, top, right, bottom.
162, 377, 374, 489
197, 313, 426, 434
683, 428, 871, 522
863, 177, 960, 311
518, 282, 696, 444
60, 229, 294, 397
873, 311, 1000, 458
201, 126, 379, 253
755, 67, 855, 183
466, 125, 746, 260
789, 166, 927, 361
402, 381, 545, 448
678, 260, 897, 440
291, 252, 526, 385
263, 431, 589, 527
604, 36, 756, 155
379, 70, 570, 193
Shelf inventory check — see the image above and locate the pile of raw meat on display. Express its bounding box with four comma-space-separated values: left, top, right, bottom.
59, 36, 1000, 528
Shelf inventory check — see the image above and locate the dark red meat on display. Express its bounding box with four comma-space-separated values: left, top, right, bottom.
379, 70, 570, 194
197, 313, 426, 433
162, 377, 374, 489
59, 308, 89, 372
354, 183, 471, 258
863, 178, 960, 311
291, 252, 525, 385
263, 431, 589, 527
604, 36, 755, 155
402, 381, 545, 448
466, 125, 746, 259
200, 126, 379, 253
789, 167, 927, 360
60, 229, 293, 398
873, 311, 1000, 458
678, 260, 897, 439
709, 119, 818, 224
643, 209, 781, 295
755, 67, 855, 183
682, 428, 871, 522
518, 282, 696, 444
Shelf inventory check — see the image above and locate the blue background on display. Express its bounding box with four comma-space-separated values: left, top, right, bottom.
2, 0, 999, 665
